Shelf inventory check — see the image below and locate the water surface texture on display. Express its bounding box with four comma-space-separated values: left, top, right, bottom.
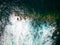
0, 11, 57, 45
0, 0, 60, 45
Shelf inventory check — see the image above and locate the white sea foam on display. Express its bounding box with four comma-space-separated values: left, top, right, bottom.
0, 12, 56, 45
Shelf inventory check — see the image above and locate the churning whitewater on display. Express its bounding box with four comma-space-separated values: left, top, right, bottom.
0, 12, 56, 45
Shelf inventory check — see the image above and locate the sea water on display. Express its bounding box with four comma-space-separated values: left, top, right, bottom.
0, 12, 56, 45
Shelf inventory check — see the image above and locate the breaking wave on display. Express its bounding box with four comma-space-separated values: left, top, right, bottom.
0, 11, 57, 45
